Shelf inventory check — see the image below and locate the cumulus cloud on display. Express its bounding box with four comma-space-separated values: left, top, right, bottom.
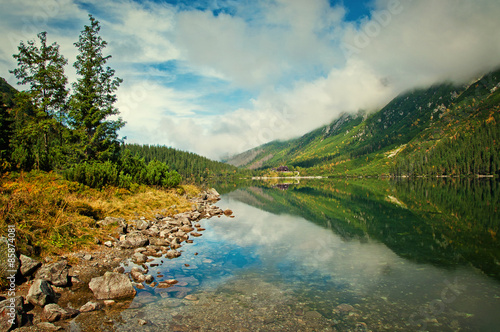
163, 0, 500, 159
2, 0, 500, 160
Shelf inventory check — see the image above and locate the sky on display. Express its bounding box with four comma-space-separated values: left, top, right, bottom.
1, 0, 500, 160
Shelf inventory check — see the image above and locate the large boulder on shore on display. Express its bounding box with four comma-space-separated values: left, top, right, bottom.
43, 303, 79, 322
0, 296, 24, 331
34, 260, 69, 287
19, 254, 41, 277
88, 272, 136, 300
118, 233, 149, 249
26, 279, 56, 306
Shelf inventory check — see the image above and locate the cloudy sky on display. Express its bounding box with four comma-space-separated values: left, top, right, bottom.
1, 0, 500, 160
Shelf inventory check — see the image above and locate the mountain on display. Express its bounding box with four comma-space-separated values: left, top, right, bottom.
227, 69, 500, 176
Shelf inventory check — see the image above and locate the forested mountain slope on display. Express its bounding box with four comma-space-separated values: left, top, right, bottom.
227, 69, 500, 177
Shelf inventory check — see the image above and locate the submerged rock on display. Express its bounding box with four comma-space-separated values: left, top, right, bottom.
79, 301, 102, 313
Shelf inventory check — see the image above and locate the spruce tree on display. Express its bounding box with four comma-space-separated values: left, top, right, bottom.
10, 31, 68, 170
70, 14, 124, 162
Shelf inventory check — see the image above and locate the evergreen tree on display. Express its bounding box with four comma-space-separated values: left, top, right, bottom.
70, 15, 124, 163
9, 32, 68, 170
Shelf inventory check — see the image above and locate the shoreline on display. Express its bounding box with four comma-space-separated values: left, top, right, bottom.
1, 188, 232, 331
250, 176, 325, 180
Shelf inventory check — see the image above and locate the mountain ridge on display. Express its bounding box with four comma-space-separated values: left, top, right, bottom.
226, 69, 500, 177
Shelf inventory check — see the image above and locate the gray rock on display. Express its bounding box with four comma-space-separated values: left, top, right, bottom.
130, 267, 146, 282
113, 266, 125, 274
79, 301, 102, 313
26, 279, 55, 306
34, 260, 69, 286
98, 217, 126, 227
144, 275, 154, 283
88, 272, 136, 300
43, 303, 79, 322
83, 254, 92, 261
166, 250, 181, 259
132, 253, 147, 264
0, 296, 24, 331
36, 322, 63, 331
98, 217, 127, 234
119, 233, 149, 249
104, 241, 113, 247
19, 254, 42, 277
135, 219, 150, 230
0, 236, 19, 280
190, 211, 201, 220
149, 237, 170, 246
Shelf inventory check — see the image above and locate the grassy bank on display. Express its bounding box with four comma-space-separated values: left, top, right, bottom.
0, 171, 200, 259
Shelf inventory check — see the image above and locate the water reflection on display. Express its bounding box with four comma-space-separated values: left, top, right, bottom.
87, 178, 500, 331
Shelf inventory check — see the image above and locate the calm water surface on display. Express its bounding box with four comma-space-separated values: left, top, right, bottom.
76, 179, 500, 331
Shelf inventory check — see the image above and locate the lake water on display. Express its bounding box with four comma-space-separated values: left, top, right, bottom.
73, 178, 500, 331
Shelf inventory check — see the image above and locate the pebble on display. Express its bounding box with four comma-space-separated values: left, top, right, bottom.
184, 295, 198, 301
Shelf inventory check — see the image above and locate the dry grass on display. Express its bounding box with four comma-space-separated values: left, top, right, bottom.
0, 171, 200, 258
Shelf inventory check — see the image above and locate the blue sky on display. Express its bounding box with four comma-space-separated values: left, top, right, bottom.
1, 0, 500, 159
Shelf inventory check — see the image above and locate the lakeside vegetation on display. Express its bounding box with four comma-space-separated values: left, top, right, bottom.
0, 16, 243, 261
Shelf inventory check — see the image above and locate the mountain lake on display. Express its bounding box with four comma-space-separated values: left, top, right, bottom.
71, 178, 500, 331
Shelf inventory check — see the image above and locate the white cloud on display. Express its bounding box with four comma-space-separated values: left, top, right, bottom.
2, 0, 500, 161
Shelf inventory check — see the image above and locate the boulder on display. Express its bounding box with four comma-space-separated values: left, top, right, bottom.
166, 250, 181, 259
43, 303, 79, 322
206, 188, 220, 201
132, 253, 147, 264
149, 237, 170, 246
180, 225, 194, 233
189, 211, 201, 220
34, 260, 69, 287
135, 219, 150, 231
0, 296, 24, 331
142, 227, 160, 237
118, 233, 149, 249
88, 272, 136, 300
130, 269, 146, 283
19, 254, 42, 277
79, 301, 102, 313
36, 322, 63, 331
26, 279, 55, 306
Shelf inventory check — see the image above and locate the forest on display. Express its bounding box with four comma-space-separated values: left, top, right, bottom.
0, 15, 242, 188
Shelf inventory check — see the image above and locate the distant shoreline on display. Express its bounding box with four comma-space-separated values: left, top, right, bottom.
250, 176, 325, 180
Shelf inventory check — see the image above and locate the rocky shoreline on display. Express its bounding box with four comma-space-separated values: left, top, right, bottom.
0, 188, 231, 331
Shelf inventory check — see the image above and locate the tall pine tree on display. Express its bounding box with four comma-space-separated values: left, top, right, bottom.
9, 31, 68, 170
70, 15, 124, 163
